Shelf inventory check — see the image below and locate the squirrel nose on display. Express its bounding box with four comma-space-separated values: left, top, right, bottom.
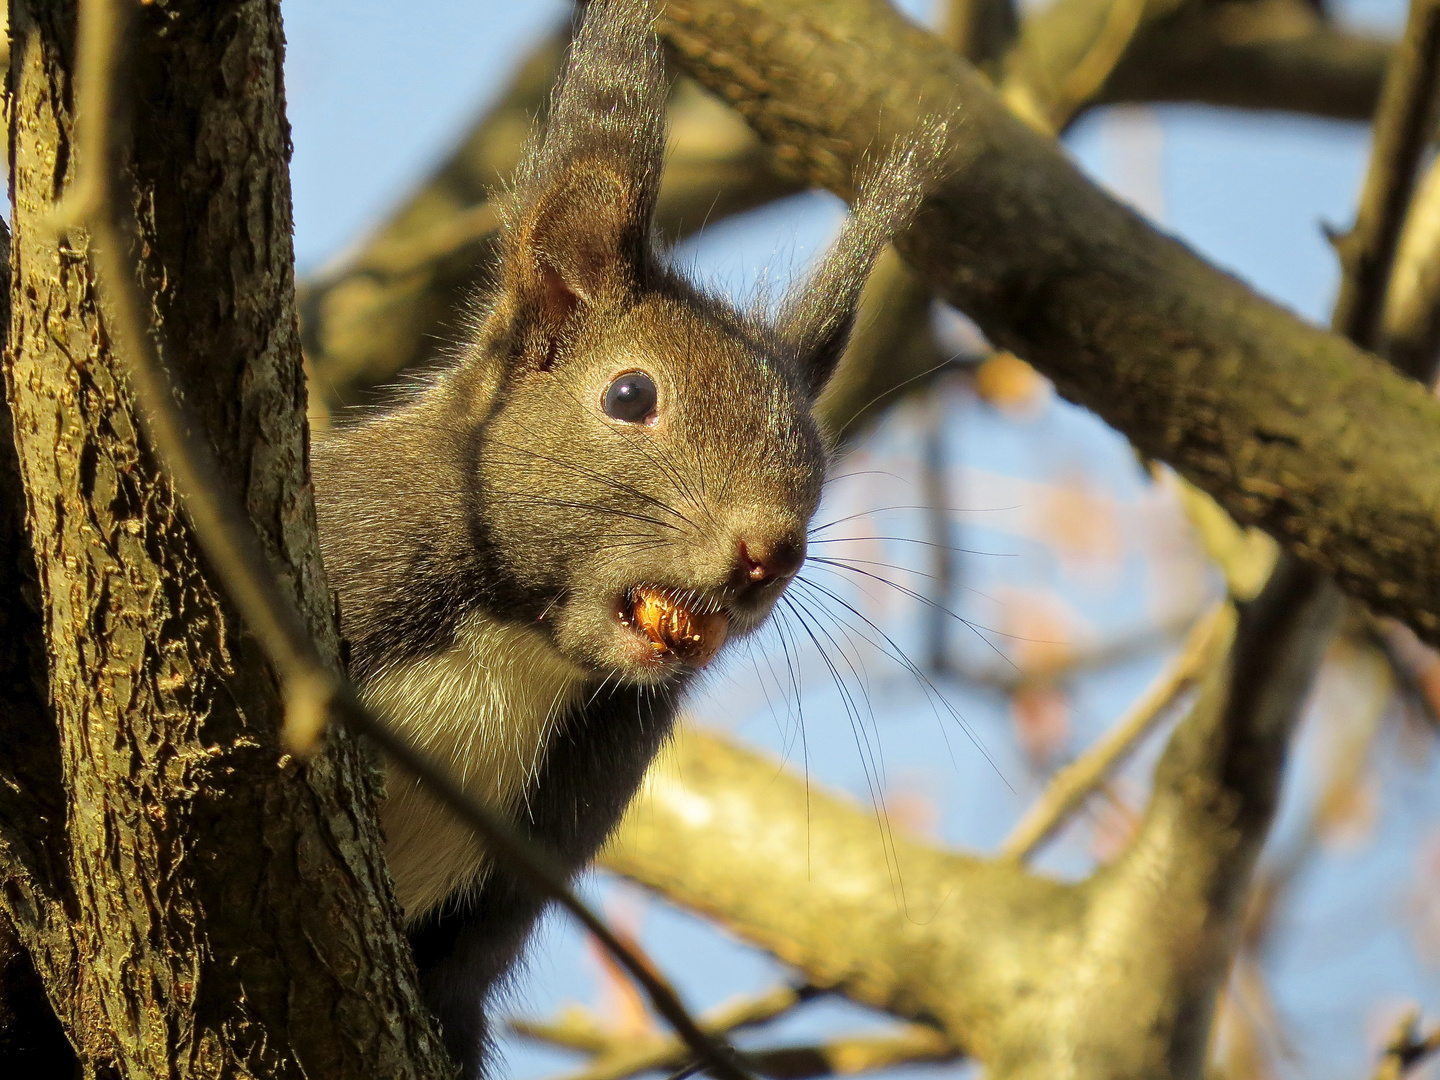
735, 535, 806, 589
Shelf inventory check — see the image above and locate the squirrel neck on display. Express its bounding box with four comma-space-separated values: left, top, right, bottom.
370, 608, 589, 922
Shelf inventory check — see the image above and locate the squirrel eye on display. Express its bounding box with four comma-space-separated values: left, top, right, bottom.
602, 371, 658, 424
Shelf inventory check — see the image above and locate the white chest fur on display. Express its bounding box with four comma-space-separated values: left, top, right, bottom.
363, 611, 588, 924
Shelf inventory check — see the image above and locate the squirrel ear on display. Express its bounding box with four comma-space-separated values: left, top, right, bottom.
497, 0, 666, 342
506, 162, 649, 329
776, 126, 947, 398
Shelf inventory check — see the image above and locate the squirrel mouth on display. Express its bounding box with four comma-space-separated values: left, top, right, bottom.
621, 585, 729, 668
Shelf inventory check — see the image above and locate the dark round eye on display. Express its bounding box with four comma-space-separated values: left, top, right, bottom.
601, 371, 658, 423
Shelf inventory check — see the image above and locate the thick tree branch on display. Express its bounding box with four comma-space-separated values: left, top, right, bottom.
36, 3, 756, 1077
1099, 0, 1390, 119
602, 730, 1084, 1070
1097, 561, 1341, 1077
1092, 0, 1440, 1070
0, 217, 75, 1076
3, 0, 460, 1074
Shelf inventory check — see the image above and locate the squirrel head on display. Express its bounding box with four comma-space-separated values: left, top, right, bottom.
432, 0, 939, 685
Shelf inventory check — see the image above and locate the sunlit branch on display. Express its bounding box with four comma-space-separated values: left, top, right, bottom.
515, 984, 823, 1080
1001, 600, 1233, 861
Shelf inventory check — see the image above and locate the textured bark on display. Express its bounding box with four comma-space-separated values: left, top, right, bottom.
2, 2, 451, 1076
652, 0, 1440, 648
0, 210, 76, 1077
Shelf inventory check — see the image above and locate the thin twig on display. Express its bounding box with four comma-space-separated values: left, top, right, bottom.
516, 985, 822, 1080
57, 3, 750, 1079
1000, 599, 1232, 861
1332, 0, 1440, 349
921, 395, 953, 677
743, 1027, 958, 1080
512, 1005, 619, 1054
951, 598, 1207, 692
1381, 152, 1440, 381
1370, 1010, 1440, 1080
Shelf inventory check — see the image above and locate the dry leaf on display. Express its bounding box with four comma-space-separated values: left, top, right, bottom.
996, 588, 1081, 677
974, 351, 1050, 414
884, 773, 941, 839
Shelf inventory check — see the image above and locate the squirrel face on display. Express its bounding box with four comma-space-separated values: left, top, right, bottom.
417, 0, 938, 689
464, 284, 826, 685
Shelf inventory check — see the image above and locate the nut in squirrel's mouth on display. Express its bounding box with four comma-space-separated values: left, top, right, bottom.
619, 585, 729, 668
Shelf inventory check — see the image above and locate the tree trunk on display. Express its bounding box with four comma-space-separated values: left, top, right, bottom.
0, 1, 451, 1076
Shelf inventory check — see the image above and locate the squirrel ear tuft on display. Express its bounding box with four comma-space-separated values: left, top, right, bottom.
497, 0, 667, 338
775, 122, 948, 398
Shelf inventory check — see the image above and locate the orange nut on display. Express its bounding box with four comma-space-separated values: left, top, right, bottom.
631, 587, 729, 668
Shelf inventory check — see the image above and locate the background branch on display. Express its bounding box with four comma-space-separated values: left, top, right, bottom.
1371, 1011, 1440, 1079
1098, 0, 1391, 119
1000, 600, 1232, 860
515, 985, 824, 1080
602, 729, 1082, 1067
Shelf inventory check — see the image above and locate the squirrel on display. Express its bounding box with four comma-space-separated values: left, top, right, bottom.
311, 0, 939, 1073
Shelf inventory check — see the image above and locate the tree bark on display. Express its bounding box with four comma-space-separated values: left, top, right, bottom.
1, 2, 451, 1076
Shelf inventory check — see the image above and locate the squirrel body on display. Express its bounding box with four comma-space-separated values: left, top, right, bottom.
311, 1, 937, 1074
